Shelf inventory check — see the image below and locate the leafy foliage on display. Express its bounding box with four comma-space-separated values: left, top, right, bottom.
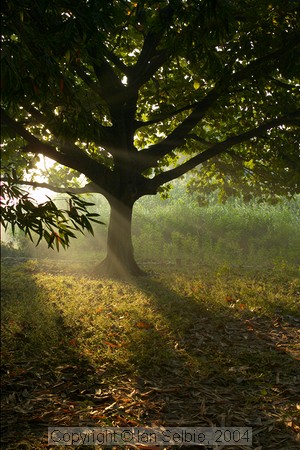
1, 0, 299, 196
1, 1, 299, 272
1, 174, 103, 250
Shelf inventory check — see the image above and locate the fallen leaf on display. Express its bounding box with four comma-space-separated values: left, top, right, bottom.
135, 321, 152, 329
103, 341, 120, 348
286, 421, 300, 432
136, 447, 160, 450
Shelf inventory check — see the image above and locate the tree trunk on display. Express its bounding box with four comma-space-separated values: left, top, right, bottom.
95, 197, 146, 277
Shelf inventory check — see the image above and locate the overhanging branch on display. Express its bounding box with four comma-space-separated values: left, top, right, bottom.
147, 110, 300, 190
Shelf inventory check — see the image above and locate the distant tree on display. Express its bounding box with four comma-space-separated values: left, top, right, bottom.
1, 0, 299, 276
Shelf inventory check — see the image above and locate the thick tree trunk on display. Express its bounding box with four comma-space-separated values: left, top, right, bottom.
95, 197, 146, 277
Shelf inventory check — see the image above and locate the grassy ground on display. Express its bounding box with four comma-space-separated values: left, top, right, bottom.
1, 259, 300, 449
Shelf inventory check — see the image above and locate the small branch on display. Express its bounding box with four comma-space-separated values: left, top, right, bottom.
102, 47, 129, 74
75, 65, 104, 97
187, 134, 213, 146
224, 149, 275, 182
270, 77, 299, 90
133, 49, 169, 88
129, 3, 175, 87
92, 58, 124, 95
1, 107, 72, 165
25, 107, 85, 156
0, 178, 101, 194
135, 102, 198, 128
141, 87, 222, 168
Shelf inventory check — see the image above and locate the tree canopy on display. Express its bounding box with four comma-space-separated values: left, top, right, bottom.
1, 0, 300, 275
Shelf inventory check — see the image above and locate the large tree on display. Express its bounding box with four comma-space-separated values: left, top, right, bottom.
1, 0, 300, 276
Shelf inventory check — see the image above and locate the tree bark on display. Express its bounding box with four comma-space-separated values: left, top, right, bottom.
95, 197, 146, 277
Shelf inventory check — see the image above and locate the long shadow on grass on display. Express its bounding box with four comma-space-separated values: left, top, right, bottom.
0, 263, 112, 448
131, 272, 300, 449
2, 262, 299, 449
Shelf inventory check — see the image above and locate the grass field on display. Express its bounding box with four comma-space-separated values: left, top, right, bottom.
1, 259, 299, 449
3, 191, 300, 271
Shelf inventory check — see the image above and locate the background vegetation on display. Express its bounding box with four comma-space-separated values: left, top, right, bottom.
2, 182, 300, 269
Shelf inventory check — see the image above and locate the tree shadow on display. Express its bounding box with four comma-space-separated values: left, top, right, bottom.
0, 263, 113, 448
1, 262, 299, 449
128, 273, 300, 449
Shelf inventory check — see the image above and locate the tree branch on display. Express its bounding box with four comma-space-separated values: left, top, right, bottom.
131, 49, 169, 88
230, 32, 300, 84
92, 59, 124, 99
1, 108, 114, 192
147, 110, 300, 190
0, 178, 101, 194
187, 134, 213, 146
270, 77, 299, 90
74, 65, 104, 97
140, 35, 300, 170
129, 3, 175, 87
26, 104, 110, 151
134, 32, 163, 74
1, 107, 72, 165
25, 107, 90, 158
135, 102, 199, 128
102, 47, 129, 74
140, 87, 222, 168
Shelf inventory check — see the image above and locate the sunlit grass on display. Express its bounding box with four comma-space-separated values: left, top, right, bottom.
1, 260, 299, 450
2, 261, 299, 378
